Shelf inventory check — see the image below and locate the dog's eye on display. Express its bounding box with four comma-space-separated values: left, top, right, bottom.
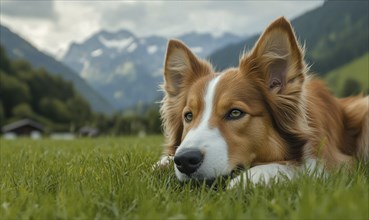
184, 112, 193, 122
226, 109, 245, 120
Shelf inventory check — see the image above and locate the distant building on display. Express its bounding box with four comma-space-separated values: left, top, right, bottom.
2, 119, 44, 139
79, 126, 99, 137
50, 132, 75, 140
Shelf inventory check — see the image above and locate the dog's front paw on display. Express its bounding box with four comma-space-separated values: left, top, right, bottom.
227, 164, 295, 189
227, 174, 247, 190
152, 155, 174, 170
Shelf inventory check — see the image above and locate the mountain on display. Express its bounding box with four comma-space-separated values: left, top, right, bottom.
62, 30, 241, 109
0, 25, 114, 115
208, 0, 369, 75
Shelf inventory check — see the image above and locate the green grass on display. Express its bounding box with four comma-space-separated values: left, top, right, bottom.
324, 53, 369, 96
1, 137, 368, 219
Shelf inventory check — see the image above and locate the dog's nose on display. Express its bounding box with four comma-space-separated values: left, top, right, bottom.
174, 149, 204, 176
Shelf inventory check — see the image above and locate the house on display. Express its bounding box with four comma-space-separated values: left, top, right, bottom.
79, 126, 99, 137
2, 119, 44, 139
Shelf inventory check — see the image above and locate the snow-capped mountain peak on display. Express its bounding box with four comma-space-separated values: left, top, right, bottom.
62, 29, 241, 109
99, 36, 134, 52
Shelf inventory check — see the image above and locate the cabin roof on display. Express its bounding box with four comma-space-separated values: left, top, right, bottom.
2, 119, 44, 133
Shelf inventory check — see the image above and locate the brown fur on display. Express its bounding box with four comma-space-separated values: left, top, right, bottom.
160, 40, 213, 155
160, 17, 368, 171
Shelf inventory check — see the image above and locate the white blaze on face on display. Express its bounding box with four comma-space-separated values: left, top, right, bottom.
174, 75, 230, 181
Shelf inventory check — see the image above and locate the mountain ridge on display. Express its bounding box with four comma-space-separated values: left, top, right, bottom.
208, 1, 369, 74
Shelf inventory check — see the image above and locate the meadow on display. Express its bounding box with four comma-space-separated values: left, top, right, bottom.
0, 137, 368, 219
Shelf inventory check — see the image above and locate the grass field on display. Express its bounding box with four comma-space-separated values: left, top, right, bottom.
1, 137, 368, 219
324, 53, 369, 97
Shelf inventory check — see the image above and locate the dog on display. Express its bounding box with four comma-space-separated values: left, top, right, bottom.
156, 17, 368, 188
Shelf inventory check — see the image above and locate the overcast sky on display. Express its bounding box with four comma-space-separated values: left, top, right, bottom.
0, 0, 323, 57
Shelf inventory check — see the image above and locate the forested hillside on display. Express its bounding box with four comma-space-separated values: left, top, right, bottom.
325, 53, 369, 97
0, 25, 114, 114
0, 45, 162, 135
209, 1, 368, 75
0, 46, 92, 131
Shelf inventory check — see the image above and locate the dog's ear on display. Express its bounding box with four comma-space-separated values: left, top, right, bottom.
241, 17, 306, 94
240, 17, 309, 156
164, 39, 212, 97
161, 40, 212, 156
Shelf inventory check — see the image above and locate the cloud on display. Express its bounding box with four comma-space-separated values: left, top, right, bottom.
0, 0, 57, 19
0, 1, 323, 56
89, 1, 323, 37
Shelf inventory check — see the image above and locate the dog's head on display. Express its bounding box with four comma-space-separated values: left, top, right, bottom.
161, 17, 309, 181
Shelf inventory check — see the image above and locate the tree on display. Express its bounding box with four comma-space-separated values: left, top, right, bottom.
39, 98, 71, 123
0, 72, 30, 117
0, 101, 4, 125
0, 46, 12, 74
342, 78, 361, 97
12, 103, 34, 119
66, 95, 92, 126
12, 59, 32, 74
145, 106, 162, 134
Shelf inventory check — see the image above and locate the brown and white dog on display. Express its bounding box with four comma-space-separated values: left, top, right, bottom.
156, 17, 368, 188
